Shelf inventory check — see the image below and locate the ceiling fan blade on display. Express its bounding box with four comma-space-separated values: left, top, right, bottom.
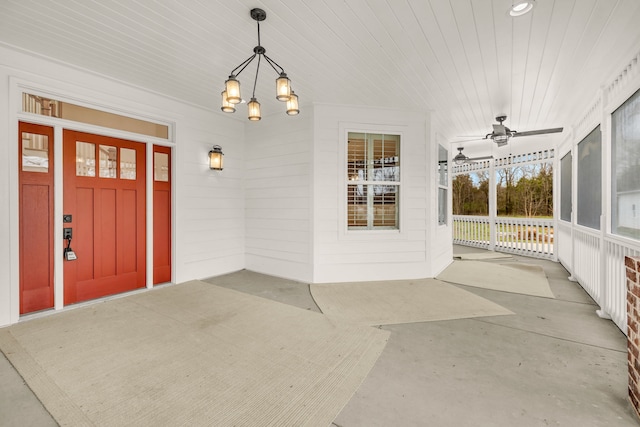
468, 155, 493, 161
451, 137, 487, 143
492, 124, 506, 135
512, 127, 563, 137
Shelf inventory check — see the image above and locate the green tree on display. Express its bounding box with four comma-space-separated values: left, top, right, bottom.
452, 174, 473, 215
515, 164, 553, 217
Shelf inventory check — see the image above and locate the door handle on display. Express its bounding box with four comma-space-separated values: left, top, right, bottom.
64, 230, 77, 261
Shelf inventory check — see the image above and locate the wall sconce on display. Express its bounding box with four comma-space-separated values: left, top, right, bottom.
209, 145, 224, 170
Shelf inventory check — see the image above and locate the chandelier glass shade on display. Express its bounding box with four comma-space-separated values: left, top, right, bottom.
220, 90, 235, 113
286, 91, 299, 116
221, 8, 298, 120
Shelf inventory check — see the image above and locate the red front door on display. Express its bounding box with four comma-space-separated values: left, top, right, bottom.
19, 122, 55, 314
63, 130, 146, 304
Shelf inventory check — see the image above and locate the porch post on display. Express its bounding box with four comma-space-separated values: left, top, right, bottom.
489, 158, 496, 251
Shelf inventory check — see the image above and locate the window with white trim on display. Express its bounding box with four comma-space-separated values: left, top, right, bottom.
347, 132, 400, 230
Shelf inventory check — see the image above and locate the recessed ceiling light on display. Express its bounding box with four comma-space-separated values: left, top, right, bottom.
509, 1, 535, 17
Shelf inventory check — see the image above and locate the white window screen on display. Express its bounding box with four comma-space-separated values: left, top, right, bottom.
347, 132, 400, 229
560, 152, 572, 222
577, 126, 601, 230
612, 89, 640, 240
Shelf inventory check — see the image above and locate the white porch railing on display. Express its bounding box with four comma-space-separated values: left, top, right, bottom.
573, 227, 601, 303
603, 237, 640, 333
453, 215, 554, 260
452, 215, 490, 250
556, 222, 572, 269
464, 214, 640, 334
557, 223, 640, 334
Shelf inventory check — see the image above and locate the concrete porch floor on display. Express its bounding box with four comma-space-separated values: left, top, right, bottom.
1, 246, 638, 426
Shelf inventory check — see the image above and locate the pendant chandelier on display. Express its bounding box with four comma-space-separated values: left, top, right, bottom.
221, 8, 299, 120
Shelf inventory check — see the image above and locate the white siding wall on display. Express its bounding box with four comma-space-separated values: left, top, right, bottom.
173, 112, 245, 283
0, 47, 455, 326
312, 104, 449, 283
244, 110, 313, 282
0, 46, 244, 326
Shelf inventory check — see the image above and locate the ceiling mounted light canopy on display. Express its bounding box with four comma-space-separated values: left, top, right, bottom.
509, 1, 535, 17
221, 8, 299, 120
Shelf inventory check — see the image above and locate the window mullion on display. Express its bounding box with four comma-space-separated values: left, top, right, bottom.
366, 133, 374, 229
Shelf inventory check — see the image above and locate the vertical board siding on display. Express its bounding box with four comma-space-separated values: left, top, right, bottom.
244, 113, 313, 282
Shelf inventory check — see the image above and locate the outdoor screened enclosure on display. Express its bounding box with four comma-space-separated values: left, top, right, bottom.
453, 76, 640, 334
452, 149, 555, 260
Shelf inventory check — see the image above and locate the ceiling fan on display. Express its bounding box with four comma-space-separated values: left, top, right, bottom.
465, 115, 564, 147
453, 147, 493, 165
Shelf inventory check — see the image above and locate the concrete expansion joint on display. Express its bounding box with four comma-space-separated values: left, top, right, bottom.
473, 318, 626, 354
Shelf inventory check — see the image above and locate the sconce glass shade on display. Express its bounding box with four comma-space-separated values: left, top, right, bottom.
209, 145, 224, 170
248, 98, 261, 121
286, 91, 299, 116
225, 76, 241, 104
221, 90, 236, 113
276, 73, 291, 101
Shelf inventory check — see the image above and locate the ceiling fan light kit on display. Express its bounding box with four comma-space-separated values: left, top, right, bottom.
485, 115, 563, 146
453, 147, 493, 165
453, 115, 562, 147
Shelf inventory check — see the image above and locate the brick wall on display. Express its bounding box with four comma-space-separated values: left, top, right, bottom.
627, 255, 640, 418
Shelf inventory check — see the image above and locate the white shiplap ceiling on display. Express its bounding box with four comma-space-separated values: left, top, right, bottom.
1, 0, 639, 155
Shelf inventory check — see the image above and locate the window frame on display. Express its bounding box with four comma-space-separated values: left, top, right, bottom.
610, 88, 640, 242
339, 123, 406, 239
346, 131, 400, 230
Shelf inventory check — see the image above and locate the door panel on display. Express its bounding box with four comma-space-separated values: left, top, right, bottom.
122, 189, 138, 273
63, 130, 146, 304
153, 145, 171, 284
19, 122, 54, 314
75, 187, 95, 281
98, 188, 116, 276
